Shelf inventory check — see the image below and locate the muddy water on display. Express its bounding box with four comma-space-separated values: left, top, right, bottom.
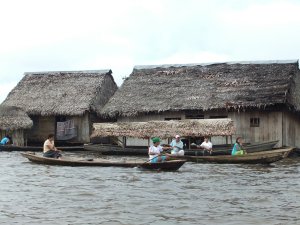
0, 152, 299, 225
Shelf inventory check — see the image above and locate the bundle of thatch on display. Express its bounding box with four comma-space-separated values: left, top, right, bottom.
0, 105, 33, 130
101, 60, 300, 118
91, 118, 235, 139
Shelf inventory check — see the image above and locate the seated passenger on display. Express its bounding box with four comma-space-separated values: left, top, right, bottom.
231, 137, 246, 155
0, 135, 11, 145
169, 135, 184, 156
198, 136, 213, 155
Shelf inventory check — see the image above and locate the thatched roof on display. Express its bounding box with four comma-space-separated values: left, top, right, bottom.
91, 119, 235, 138
0, 105, 33, 130
2, 70, 117, 116
101, 60, 300, 118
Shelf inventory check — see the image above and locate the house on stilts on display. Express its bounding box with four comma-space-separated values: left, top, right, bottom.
100, 60, 300, 148
0, 105, 33, 146
2, 70, 117, 144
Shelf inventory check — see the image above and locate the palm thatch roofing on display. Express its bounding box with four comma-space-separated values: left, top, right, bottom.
2, 70, 117, 116
101, 60, 300, 118
0, 105, 33, 130
91, 118, 235, 138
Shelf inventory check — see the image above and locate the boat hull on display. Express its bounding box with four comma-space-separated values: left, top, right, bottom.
194, 140, 279, 155
84, 140, 279, 156
21, 153, 186, 171
170, 148, 293, 164
138, 160, 186, 171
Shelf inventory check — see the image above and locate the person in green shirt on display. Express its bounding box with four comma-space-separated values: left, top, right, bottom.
231, 137, 246, 155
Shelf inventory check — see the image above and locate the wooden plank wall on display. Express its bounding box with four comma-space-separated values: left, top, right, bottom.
27, 116, 55, 143
118, 112, 184, 122
27, 114, 91, 144
12, 129, 25, 146
282, 111, 300, 148
229, 111, 282, 147
72, 113, 90, 143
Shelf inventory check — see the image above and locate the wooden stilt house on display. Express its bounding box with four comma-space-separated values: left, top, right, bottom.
2, 70, 117, 144
0, 105, 33, 146
100, 60, 300, 148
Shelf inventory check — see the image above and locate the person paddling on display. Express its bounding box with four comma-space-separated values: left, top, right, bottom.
148, 137, 170, 163
43, 134, 62, 159
231, 137, 246, 155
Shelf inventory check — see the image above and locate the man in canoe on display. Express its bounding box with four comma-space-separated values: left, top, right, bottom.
198, 136, 213, 155
43, 134, 62, 159
169, 134, 185, 156
231, 137, 247, 155
148, 137, 171, 163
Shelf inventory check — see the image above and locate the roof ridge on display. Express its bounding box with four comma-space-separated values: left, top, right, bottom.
134, 60, 299, 70
24, 69, 112, 76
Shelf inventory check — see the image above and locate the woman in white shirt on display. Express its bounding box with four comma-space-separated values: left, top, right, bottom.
148, 137, 171, 163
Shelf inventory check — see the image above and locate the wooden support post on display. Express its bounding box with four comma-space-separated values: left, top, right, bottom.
122, 136, 126, 149
25, 131, 27, 146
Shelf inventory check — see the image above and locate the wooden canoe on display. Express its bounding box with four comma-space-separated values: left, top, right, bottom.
138, 160, 186, 171
242, 140, 279, 153
21, 152, 186, 171
188, 140, 279, 155
83, 140, 279, 156
169, 147, 294, 164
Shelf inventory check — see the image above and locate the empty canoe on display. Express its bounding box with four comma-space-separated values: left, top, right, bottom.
170, 147, 293, 164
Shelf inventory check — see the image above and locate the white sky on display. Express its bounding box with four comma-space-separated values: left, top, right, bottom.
1, 0, 300, 102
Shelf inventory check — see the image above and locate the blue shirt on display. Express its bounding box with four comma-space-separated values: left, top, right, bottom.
0, 137, 9, 145
170, 139, 183, 154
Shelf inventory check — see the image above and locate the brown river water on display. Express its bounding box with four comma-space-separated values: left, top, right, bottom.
0, 151, 299, 225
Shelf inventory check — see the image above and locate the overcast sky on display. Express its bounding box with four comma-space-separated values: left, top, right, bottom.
1, 0, 300, 103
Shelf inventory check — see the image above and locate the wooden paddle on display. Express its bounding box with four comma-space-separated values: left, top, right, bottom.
143, 144, 173, 165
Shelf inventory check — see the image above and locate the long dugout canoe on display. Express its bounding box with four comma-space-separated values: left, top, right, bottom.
21, 152, 186, 171
83, 140, 279, 156
170, 148, 294, 164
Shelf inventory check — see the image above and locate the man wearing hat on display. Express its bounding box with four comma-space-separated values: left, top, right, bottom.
169, 135, 185, 156
148, 137, 170, 163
